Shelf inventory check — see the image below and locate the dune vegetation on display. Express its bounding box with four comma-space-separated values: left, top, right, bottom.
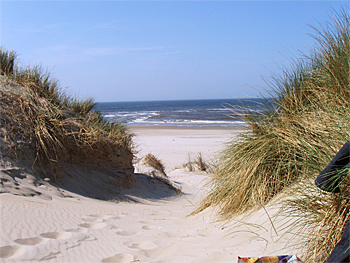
193, 8, 349, 261
0, 48, 134, 183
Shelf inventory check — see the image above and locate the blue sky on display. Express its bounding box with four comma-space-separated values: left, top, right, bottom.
0, 1, 348, 102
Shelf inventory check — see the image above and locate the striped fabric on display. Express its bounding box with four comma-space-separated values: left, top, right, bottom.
237, 255, 304, 263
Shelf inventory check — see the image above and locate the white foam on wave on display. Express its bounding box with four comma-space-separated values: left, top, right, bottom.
100, 105, 250, 127
127, 118, 247, 127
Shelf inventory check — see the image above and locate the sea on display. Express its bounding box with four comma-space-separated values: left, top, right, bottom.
94, 98, 266, 127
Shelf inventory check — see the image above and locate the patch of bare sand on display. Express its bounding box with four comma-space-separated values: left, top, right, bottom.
0, 126, 300, 263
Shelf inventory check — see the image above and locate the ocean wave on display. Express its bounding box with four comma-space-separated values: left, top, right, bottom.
127, 119, 247, 127
95, 98, 267, 127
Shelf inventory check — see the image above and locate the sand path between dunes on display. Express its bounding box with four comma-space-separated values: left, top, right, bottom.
0, 126, 300, 263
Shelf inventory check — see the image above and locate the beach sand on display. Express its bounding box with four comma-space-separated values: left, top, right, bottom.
0, 126, 299, 263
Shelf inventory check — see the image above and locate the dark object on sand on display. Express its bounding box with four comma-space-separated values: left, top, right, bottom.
315, 141, 350, 193
315, 141, 350, 263
325, 220, 350, 263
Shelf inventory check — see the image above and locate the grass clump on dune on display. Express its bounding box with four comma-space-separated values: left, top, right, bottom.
0, 48, 134, 182
143, 153, 167, 177
193, 8, 349, 261
182, 152, 214, 173
141, 153, 182, 194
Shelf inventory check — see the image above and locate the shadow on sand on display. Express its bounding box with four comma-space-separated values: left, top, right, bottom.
0, 162, 180, 203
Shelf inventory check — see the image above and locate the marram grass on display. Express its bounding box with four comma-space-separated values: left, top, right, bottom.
0, 47, 134, 182
192, 8, 349, 262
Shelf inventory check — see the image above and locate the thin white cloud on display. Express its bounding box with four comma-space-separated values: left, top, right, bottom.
11, 22, 67, 35
84, 46, 167, 56
26, 45, 174, 66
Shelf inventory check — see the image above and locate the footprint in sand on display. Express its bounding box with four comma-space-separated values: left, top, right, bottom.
0, 245, 24, 259
62, 228, 95, 243
88, 214, 120, 220
129, 242, 158, 250
82, 216, 104, 223
142, 225, 162, 230
139, 220, 152, 224
101, 253, 135, 263
21, 186, 53, 201
150, 211, 169, 216
40, 232, 72, 240
115, 230, 139, 236
14, 237, 46, 246
78, 222, 108, 229
65, 228, 88, 233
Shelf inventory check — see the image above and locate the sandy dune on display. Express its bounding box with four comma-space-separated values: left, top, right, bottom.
0, 126, 300, 263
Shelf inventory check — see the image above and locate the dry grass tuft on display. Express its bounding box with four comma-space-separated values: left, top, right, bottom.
143, 153, 167, 177
141, 153, 181, 194
182, 152, 214, 173
0, 49, 16, 76
196, 153, 208, 172
150, 171, 182, 195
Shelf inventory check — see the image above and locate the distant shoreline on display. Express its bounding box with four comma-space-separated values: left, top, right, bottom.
128, 125, 248, 132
